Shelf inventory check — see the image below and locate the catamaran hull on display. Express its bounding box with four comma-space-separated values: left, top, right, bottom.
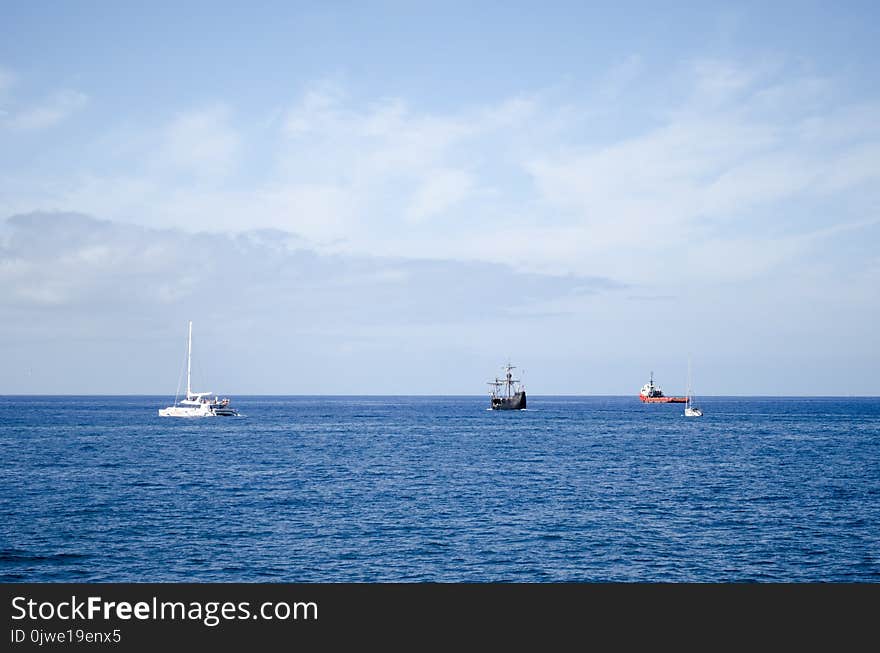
491, 391, 527, 410
158, 405, 238, 417
158, 406, 214, 417
158, 408, 212, 417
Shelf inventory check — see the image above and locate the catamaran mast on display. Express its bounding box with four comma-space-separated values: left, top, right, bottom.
186, 320, 193, 399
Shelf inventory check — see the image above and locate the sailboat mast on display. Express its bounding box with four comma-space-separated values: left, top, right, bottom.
686, 356, 692, 407
186, 320, 193, 398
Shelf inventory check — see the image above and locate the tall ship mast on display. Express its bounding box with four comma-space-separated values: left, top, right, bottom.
487, 362, 527, 410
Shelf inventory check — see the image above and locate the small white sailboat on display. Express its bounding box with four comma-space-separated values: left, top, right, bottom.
158, 321, 238, 417
684, 355, 703, 418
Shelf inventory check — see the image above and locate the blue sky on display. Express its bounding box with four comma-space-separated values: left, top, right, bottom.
1, 2, 878, 394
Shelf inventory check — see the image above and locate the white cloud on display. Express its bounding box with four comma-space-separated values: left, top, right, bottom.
816, 141, 880, 193
0, 68, 85, 130
689, 58, 761, 107
280, 90, 478, 187
282, 81, 348, 138
151, 105, 241, 180
516, 62, 880, 282
405, 169, 473, 222
5, 89, 88, 131
3, 61, 879, 293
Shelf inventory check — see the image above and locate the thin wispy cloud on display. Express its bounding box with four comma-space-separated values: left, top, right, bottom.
151, 105, 241, 181
405, 168, 473, 223
3, 88, 88, 131
2, 59, 875, 288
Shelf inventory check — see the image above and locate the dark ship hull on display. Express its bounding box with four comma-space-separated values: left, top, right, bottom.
491, 391, 526, 410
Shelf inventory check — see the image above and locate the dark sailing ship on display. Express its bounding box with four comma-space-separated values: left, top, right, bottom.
488, 362, 527, 410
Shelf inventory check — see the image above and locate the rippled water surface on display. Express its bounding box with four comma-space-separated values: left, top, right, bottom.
2, 395, 879, 581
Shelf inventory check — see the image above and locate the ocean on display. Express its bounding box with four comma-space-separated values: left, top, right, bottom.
1, 395, 878, 582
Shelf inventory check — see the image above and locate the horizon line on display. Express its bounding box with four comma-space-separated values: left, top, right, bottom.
1, 393, 878, 399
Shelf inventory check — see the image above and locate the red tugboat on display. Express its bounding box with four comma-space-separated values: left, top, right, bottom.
639, 371, 687, 403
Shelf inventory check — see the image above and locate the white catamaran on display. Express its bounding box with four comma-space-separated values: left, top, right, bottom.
684, 355, 703, 418
158, 321, 238, 417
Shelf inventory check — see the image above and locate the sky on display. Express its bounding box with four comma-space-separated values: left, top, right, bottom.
0, 1, 878, 395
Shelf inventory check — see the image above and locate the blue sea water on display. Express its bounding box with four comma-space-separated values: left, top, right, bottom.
1, 395, 879, 582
